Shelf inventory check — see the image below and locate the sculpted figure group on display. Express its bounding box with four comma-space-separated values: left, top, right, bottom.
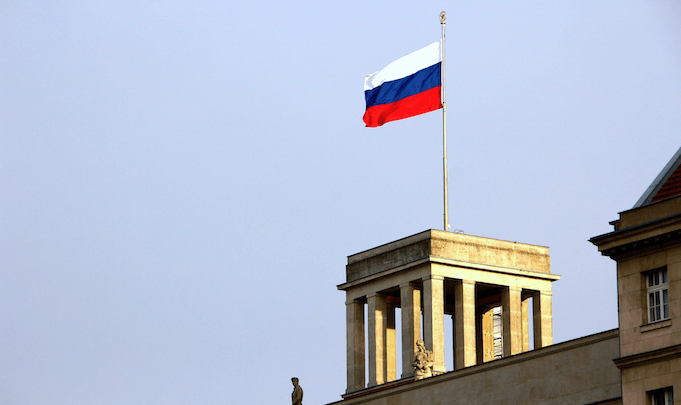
288, 341, 432, 403
413, 339, 434, 380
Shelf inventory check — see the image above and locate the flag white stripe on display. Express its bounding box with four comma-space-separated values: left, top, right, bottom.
364, 41, 442, 91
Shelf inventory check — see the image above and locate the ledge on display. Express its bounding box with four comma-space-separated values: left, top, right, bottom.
640, 319, 671, 333
613, 343, 681, 369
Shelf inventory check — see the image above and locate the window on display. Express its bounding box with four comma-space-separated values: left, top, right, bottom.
647, 268, 670, 323
493, 307, 502, 359
650, 387, 673, 405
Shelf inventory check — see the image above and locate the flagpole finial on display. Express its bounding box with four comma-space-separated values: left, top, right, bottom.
440, 11, 446, 24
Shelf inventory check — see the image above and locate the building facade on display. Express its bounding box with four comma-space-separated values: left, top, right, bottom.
591, 147, 681, 405
327, 147, 681, 405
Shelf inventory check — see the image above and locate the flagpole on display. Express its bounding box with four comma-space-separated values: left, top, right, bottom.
440, 11, 449, 232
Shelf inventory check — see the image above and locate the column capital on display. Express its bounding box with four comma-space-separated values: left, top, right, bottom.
366, 292, 383, 299
423, 274, 445, 282
460, 279, 476, 286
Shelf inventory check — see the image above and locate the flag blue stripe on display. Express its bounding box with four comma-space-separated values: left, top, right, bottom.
365, 63, 441, 108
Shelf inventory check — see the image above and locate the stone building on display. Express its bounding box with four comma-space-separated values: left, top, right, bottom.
326, 147, 681, 405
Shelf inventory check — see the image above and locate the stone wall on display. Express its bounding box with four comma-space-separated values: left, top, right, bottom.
617, 243, 681, 358
619, 352, 680, 405
330, 330, 621, 405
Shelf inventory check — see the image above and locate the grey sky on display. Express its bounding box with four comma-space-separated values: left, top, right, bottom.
1, 1, 680, 404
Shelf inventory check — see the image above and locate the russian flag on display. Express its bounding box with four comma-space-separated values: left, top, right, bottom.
363, 41, 442, 128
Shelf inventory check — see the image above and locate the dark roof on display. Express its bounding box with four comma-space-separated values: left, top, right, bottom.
650, 163, 681, 203
634, 146, 681, 208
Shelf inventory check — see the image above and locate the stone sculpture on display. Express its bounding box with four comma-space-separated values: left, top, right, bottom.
413, 339, 434, 380
291, 377, 303, 405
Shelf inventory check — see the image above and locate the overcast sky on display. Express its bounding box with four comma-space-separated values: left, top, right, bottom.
1, 1, 680, 404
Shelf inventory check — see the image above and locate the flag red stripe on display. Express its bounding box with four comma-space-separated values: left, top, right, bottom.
363, 86, 442, 127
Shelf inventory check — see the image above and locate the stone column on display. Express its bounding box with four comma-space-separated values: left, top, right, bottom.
451, 314, 456, 368
533, 291, 553, 349
501, 286, 522, 357
386, 304, 397, 382
399, 282, 421, 378
478, 307, 494, 363
346, 299, 365, 393
367, 293, 387, 387
423, 275, 446, 374
454, 280, 476, 369
475, 309, 482, 364
522, 297, 530, 352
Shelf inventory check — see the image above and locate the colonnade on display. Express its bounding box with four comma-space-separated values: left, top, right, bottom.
345, 276, 554, 392
339, 230, 559, 394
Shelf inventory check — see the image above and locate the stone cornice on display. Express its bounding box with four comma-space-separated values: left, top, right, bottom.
612, 343, 681, 370
337, 256, 560, 291
590, 214, 681, 259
